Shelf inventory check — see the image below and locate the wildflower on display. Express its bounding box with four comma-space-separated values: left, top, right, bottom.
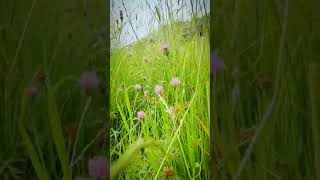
155, 85, 164, 95
211, 50, 225, 75
88, 156, 109, 178
164, 167, 174, 177
163, 44, 170, 55
144, 90, 150, 97
171, 78, 181, 87
26, 84, 39, 97
79, 72, 100, 93
137, 111, 145, 120
134, 84, 142, 92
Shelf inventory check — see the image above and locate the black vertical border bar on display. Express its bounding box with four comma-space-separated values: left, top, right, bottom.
106, 0, 111, 178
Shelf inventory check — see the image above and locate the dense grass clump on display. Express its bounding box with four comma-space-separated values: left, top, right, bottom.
110, 17, 210, 179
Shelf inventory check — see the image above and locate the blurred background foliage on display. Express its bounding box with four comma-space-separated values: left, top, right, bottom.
212, 0, 320, 179
0, 0, 108, 179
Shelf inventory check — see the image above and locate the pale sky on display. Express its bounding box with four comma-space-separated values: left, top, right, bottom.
110, 0, 210, 48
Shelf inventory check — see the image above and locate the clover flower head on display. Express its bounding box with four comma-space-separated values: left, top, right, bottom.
211, 50, 225, 75
26, 85, 39, 97
134, 84, 142, 92
155, 85, 164, 95
137, 111, 145, 120
163, 44, 170, 55
88, 156, 109, 178
79, 72, 100, 93
171, 78, 181, 87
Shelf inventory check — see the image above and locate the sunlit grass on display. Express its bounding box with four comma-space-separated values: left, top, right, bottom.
110, 17, 210, 179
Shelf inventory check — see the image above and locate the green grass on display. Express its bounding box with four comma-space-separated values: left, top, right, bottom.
0, 0, 107, 179
110, 17, 210, 179
212, 0, 320, 179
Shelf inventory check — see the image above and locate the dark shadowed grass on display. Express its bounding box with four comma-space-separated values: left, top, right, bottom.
0, 0, 108, 179
212, 0, 320, 179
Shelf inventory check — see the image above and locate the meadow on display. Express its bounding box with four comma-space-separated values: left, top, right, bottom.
0, 0, 108, 179
212, 0, 320, 179
110, 11, 210, 180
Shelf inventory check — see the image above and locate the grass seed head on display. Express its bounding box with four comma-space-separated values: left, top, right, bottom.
164, 167, 174, 177
239, 127, 255, 146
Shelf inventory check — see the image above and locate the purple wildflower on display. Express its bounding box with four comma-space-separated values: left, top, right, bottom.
171, 78, 181, 87
163, 44, 170, 55
137, 111, 145, 120
88, 156, 109, 178
211, 50, 226, 75
134, 84, 142, 92
26, 85, 39, 97
79, 72, 100, 93
155, 85, 164, 95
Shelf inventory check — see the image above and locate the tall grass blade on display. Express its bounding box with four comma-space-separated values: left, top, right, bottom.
47, 87, 72, 180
